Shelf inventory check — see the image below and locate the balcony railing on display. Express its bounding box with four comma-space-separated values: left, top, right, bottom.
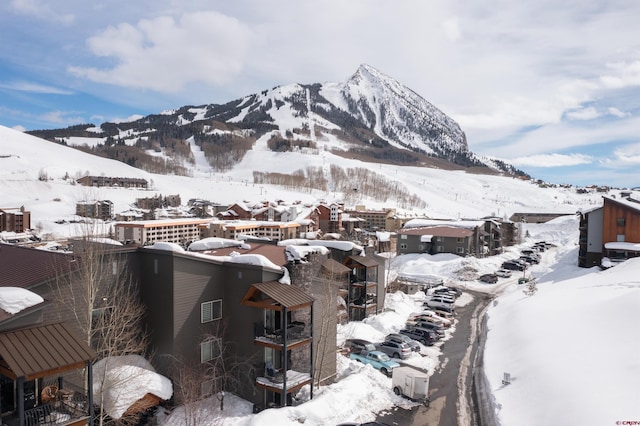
15, 390, 89, 426
253, 322, 310, 348
255, 369, 311, 394
350, 280, 377, 288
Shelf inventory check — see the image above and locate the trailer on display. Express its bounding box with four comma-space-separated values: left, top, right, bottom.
391, 366, 430, 406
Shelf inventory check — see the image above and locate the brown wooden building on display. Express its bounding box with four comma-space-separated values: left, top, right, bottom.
578, 195, 640, 267
0, 207, 31, 233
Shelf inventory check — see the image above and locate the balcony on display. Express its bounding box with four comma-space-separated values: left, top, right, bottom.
5, 388, 89, 426
350, 280, 377, 288
253, 321, 311, 350
349, 294, 377, 309
255, 369, 311, 394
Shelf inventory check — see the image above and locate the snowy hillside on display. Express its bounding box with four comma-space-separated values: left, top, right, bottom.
1, 124, 605, 240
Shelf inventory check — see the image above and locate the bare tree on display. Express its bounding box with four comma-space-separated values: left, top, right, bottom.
50, 224, 150, 426
166, 322, 258, 426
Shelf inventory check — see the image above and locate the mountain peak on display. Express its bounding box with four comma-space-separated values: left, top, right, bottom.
26, 66, 527, 178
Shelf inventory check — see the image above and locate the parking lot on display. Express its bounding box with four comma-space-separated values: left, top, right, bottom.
376, 289, 493, 426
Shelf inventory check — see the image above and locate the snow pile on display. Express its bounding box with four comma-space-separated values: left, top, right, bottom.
93, 355, 173, 420
225, 253, 283, 272
0, 287, 44, 314
284, 245, 330, 261
144, 242, 185, 252
188, 237, 248, 251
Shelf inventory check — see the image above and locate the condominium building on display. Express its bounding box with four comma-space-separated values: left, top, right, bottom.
114, 218, 211, 245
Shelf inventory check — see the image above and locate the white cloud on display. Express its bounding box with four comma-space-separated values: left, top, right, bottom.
565, 107, 600, 121
68, 11, 252, 92
0, 81, 73, 95
510, 153, 593, 168
442, 18, 461, 42
610, 143, 640, 166
600, 60, 640, 89
10, 0, 74, 24
607, 107, 630, 118
40, 111, 86, 125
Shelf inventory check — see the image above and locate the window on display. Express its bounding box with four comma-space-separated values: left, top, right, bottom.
436, 246, 444, 252
400, 234, 407, 240
201, 300, 222, 323
400, 243, 407, 249
456, 247, 465, 254
201, 338, 222, 363
436, 236, 443, 242
617, 217, 626, 227
616, 234, 625, 242
457, 237, 464, 243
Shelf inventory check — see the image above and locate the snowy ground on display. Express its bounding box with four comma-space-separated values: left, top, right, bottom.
156, 215, 640, 425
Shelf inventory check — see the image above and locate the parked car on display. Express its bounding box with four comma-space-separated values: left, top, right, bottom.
349, 350, 400, 376
385, 333, 421, 352
426, 293, 456, 303
432, 305, 456, 317
424, 298, 454, 310
519, 255, 539, 265
375, 340, 412, 359
411, 323, 446, 339
408, 315, 449, 329
432, 308, 455, 320
343, 338, 376, 354
433, 285, 462, 297
398, 327, 438, 346
479, 273, 498, 283
495, 269, 512, 278
501, 260, 526, 271
431, 287, 459, 299
410, 311, 452, 327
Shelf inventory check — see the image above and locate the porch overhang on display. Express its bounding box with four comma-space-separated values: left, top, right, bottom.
0, 322, 96, 381
241, 281, 314, 311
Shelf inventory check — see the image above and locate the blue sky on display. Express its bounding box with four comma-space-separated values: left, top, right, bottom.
2, 0, 640, 188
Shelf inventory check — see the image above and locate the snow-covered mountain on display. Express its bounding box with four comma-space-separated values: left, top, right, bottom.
28, 64, 524, 177
326, 64, 467, 156
0, 122, 605, 243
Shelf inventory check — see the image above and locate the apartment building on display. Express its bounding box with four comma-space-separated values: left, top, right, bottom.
200, 220, 301, 242
114, 218, 211, 245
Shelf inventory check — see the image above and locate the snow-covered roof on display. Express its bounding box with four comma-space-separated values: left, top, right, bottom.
279, 238, 364, 253
285, 245, 330, 261
144, 242, 185, 252
604, 241, 640, 251
188, 237, 247, 251
603, 194, 640, 212
225, 253, 283, 272
403, 219, 484, 229
0, 287, 44, 314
